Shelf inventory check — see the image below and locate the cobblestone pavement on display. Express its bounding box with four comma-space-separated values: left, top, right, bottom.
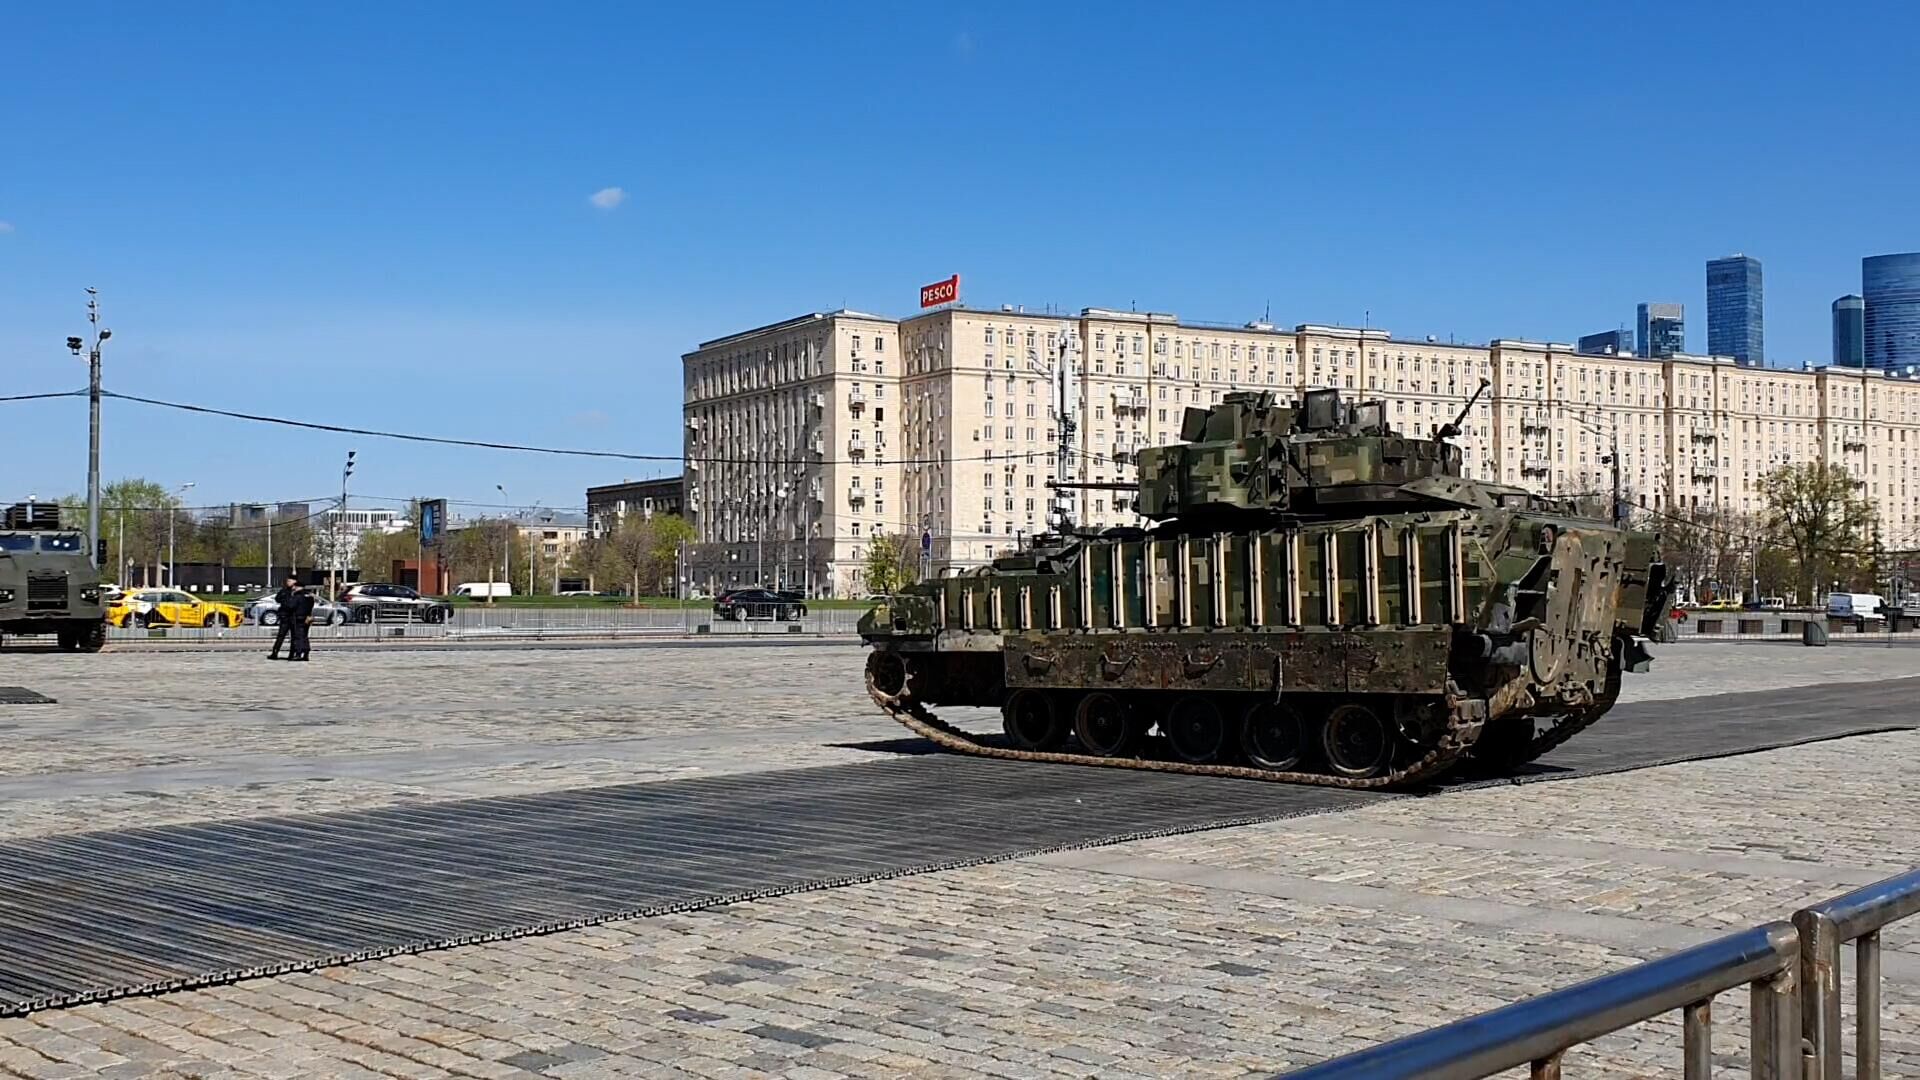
0, 639, 1915, 838
0, 642, 1912, 1077
0, 731, 1914, 1078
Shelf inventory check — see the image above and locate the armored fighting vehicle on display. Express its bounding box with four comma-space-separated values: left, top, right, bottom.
860, 388, 1674, 789
0, 502, 107, 651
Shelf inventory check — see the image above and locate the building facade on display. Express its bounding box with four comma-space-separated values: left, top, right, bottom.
1834, 294, 1867, 367
681, 310, 899, 597
1577, 329, 1633, 356
1637, 302, 1685, 359
1706, 254, 1764, 367
1864, 252, 1920, 372
686, 305, 1920, 594
586, 477, 683, 534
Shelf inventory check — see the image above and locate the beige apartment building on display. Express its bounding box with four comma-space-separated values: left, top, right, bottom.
685, 305, 1920, 596
681, 310, 900, 597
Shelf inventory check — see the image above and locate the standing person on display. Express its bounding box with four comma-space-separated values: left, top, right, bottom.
287, 584, 316, 661
267, 575, 298, 659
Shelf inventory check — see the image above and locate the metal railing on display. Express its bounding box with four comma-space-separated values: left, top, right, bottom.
1795, 868, 1920, 1080
1282, 922, 1801, 1080
1287, 866, 1920, 1080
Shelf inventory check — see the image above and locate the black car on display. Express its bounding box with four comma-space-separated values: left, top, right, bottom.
712, 589, 806, 621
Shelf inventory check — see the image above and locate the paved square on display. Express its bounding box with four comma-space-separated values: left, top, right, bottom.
0, 640, 1912, 1078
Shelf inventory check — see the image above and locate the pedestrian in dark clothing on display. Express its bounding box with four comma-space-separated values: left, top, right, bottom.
287, 586, 316, 661
267, 575, 299, 659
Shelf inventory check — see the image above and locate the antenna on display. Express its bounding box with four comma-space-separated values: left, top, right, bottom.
1437, 378, 1492, 440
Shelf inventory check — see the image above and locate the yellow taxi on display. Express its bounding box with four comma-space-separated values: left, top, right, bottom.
106, 588, 245, 629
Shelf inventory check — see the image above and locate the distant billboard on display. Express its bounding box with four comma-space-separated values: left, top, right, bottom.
919, 274, 960, 309
419, 498, 448, 545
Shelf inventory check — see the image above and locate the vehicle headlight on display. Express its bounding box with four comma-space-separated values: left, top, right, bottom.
79, 586, 101, 603
0, 589, 13, 603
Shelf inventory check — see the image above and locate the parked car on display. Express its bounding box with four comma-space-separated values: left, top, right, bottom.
711, 589, 806, 621
337, 583, 453, 623
1826, 592, 1886, 628
244, 591, 349, 626
106, 588, 245, 629
1741, 596, 1787, 611
454, 582, 513, 599
556, 589, 603, 597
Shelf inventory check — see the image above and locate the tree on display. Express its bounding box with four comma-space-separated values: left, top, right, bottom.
198, 519, 240, 591
863, 532, 916, 595
1760, 462, 1877, 601
356, 525, 422, 585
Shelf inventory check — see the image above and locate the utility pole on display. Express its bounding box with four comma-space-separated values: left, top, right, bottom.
65, 290, 111, 568
494, 484, 508, 603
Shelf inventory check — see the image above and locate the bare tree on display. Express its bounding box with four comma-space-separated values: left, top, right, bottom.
1760, 463, 1877, 601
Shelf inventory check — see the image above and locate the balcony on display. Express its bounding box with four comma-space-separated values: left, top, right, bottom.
848, 388, 867, 411
686, 416, 702, 431
848, 489, 867, 506
1843, 439, 1867, 452
848, 433, 866, 456
1520, 422, 1550, 437
810, 392, 825, 409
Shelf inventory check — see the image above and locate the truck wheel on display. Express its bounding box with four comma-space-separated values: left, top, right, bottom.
57, 631, 78, 652
81, 622, 106, 653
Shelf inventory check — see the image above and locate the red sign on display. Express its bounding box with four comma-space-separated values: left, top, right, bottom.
919, 274, 960, 308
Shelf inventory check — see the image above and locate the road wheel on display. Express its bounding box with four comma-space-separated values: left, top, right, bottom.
1241, 701, 1306, 771
1165, 696, 1229, 763
206, 612, 228, 628
1322, 702, 1394, 779
1073, 692, 1140, 757
80, 621, 106, 652
794, 605, 807, 618
57, 631, 78, 652
1001, 689, 1066, 751
261, 611, 280, 626
355, 607, 373, 623
331, 610, 349, 625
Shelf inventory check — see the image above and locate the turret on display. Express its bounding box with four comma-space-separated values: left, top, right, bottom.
1133, 387, 1466, 523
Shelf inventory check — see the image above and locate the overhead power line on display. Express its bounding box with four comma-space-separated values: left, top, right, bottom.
97, 389, 1127, 469
0, 389, 86, 402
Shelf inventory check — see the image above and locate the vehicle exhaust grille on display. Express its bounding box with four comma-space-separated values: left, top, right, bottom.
26, 574, 67, 611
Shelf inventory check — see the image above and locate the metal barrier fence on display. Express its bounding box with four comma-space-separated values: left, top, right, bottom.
1282, 922, 1800, 1080
1286, 867, 1920, 1080
102, 604, 868, 644
1796, 868, 1920, 1080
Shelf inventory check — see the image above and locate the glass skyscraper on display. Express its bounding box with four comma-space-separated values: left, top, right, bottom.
1706, 254, 1764, 366
1864, 253, 1920, 372
1832, 295, 1866, 367
1637, 302, 1684, 359
1577, 329, 1633, 356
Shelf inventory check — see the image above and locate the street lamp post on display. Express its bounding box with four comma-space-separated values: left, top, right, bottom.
65, 289, 111, 569
167, 482, 194, 586
331, 451, 356, 596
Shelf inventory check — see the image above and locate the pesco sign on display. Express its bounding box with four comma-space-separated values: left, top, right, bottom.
919, 274, 960, 308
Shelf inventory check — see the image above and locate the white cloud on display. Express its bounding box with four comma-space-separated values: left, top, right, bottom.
588, 187, 627, 211
0, 222, 14, 234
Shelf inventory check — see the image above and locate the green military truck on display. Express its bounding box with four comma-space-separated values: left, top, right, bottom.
0, 502, 107, 651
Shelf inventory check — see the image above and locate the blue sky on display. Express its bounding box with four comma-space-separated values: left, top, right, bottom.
3, 1, 1915, 516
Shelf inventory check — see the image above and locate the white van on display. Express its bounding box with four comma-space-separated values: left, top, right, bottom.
454, 582, 514, 599
1826, 593, 1885, 624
